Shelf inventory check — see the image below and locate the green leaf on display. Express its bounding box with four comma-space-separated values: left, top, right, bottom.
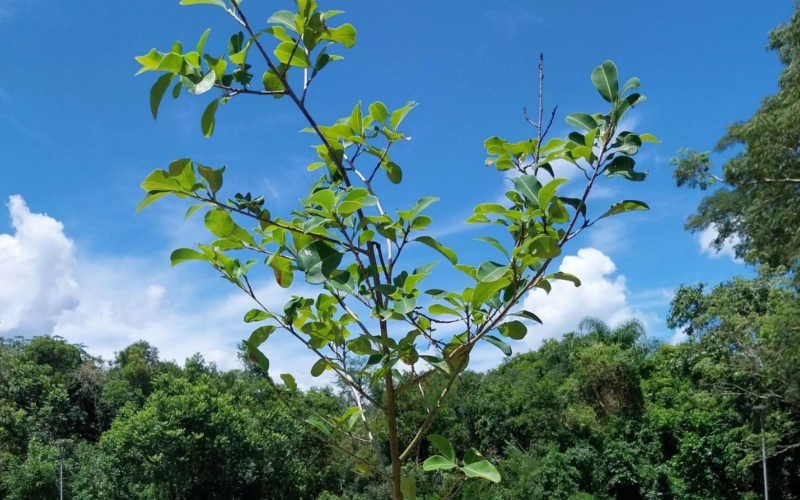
390, 101, 418, 130
615, 93, 646, 121
513, 175, 543, 206
428, 304, 461, 317
640, 133, 660, 143
484, 335, 512, 356
136, 191, 170, 212
463, 448, 482, 466
498, 320, 527, 340
196, 28, 211, 54
393, 295, 417, 315
296, 241, 344, 284
386, 162, 403, 184
248, 325, 276, 346
310, 359, 328, 377
201, 99, 219, 137
511, 310, 542, 324
620, 76, 640, 94
369, 101, 390, 125
170, 248, 206, 266
180, 0, 227, 7
476, 261, 509, 283
428, 434, 456, 463
475, 236, 509, 257
597, 199, 650, 221
306, 418, 331, 436
268, 10, 298, 32
347, 101, 364, 136
185, 204, 205, 220
565, 112, 598, 131
205, 209, 235, 237
338, 188, 377, 215
197, 164, 225, 195
307, 189, 335, 211
280, 373, 297, 391
244, 309, 271, 323
591, 60, 619, 103
186, 70, 217, 96
462, 460, 501, 483
414, 236, 457, 265
322, 23, 357, 48
422, 455, 456, 472
537, 178, 569, 210
268, 254, 294, 288
274, 41, 311, 68
156, 53, 184, 73
471, 278, 510, 308
141, 169, 182, 193
548, 272, 581, 286
242, 339, 269, 373
400, 477, 416, 500
605, 156, 647, 181
150, 73, 175, 120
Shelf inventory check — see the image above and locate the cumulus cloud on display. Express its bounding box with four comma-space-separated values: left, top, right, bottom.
520, 248, 656, 349
0, 196, 328, 387
697, 224, 742, 263
468, 247, 659, 371
0, 196, 79, 332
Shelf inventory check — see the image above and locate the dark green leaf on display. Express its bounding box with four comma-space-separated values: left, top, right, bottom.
201, 99, 219, 137
597, 199, 650, 221
150, 73, 175, 120
428, 434, 456, 462
476, 261, 509, 283
565, 112, 598, 131
484, 335, 512, 356
414, 236, 457, 265
296, 241, 344, 284
591, 60, 619, 103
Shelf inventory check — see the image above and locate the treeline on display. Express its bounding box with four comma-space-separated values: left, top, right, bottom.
1, 274, 798, 499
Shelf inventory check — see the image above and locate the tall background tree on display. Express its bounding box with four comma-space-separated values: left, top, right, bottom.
672, 5, 800, 279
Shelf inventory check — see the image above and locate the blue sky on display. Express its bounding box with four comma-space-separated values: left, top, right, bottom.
0, 0, 792, 382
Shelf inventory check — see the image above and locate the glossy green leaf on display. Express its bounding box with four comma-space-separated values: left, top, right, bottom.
474, 236, 509, 257
197, 164, 225, 195
150, 73, 175, 120
274, 41, 310, 68
310, 359, 328, 377
498, 320, 527, 340
338, 188, 377, 215
322, 23, 357, 48
180, 0, 227, 7
471, 278, 510, 308
201, 99, 219, 137
136, 191, 170, 212
462, 460, 501, 483
400, 477, 416, 500
205, 209, 234, 237
511, 310, 543, 324
565, 112, 598, 131
620, 76, 640, 94
248, 325, 276, 346
296, 241, 344, 284
386, 161, 402, 184
597, 199, 650, 221
591, 60, 619, 103
513, 175, 543, 206
414, 236, 457, 265
605, 156, 647, 181
369, 101, 390, 125
548, 272, 581, 286
280, 373, 297, 392
268, 10, 298, 32
484, 335, 512, 356
306, 418, 331, 436
307, 189, 335, 211
640, 133, 660, 143
242, 339, 269, 373
537, 178, 569, 210
476, 261, 509, 283
422, 455, 456, 472
244, 309, 271, 323
390, 101, 418, 130
428, 434, 456, 462
169, 248, 206, 266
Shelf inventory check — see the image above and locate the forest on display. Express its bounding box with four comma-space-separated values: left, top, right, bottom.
2, 0, 800, 498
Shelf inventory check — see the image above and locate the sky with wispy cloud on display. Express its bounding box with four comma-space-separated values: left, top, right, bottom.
0, 0, 787, 385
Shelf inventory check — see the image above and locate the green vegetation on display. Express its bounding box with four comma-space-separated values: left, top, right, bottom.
3, 294, 800, 499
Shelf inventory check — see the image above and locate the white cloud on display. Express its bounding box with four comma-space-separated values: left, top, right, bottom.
0, 196, 330, 387
518, 247, 656, 350
669, 326, 688, 345
0, 196, 79, 332
697, 224, 742, 263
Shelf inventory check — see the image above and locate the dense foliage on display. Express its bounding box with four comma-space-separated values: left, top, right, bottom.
3, 289, 799, 499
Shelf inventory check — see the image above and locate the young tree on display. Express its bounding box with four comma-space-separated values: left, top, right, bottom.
134, 1, 656, 497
